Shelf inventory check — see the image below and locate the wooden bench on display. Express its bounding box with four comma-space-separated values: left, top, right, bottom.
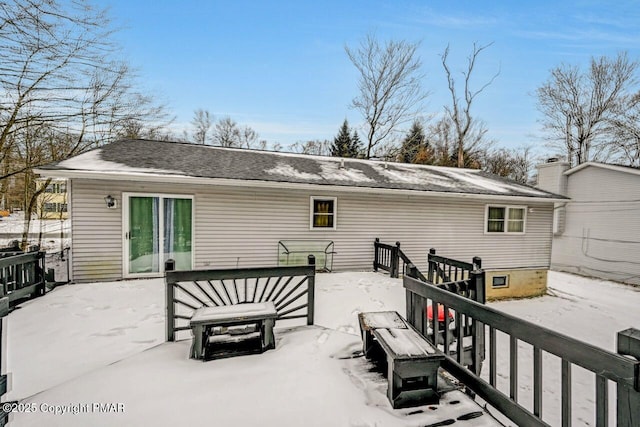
358, 311, 444, 409
190, 302, 278, 360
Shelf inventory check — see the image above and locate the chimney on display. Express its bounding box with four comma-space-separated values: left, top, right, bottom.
536, 158, 570, 196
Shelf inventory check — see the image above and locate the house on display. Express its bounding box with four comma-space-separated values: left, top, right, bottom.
35, 139, 566, 298
537, 160, 640, 286
35, 178, 69, 220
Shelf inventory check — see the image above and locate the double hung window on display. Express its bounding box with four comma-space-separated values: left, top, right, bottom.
486, 205, 526, 234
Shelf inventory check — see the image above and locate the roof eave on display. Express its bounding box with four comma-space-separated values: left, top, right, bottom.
565, 162, 640, 177
34, 168, 567, 204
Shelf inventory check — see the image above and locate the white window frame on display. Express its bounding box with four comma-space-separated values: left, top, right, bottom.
484, 205, 527, 234
491, 275, 510, 288
309, 196, 337, 230
123, 192, 195, 278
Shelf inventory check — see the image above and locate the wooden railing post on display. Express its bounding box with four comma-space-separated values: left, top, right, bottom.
165, 259, 176, 342
427, 248, 436, 282
391, 242, 401, 278
307, 255, 315, 325
617, 328, 640, 427
405, 263, 417, 325
470, 269, 486, 375
472, 256, 482, 270
0, 296, 8, 424
373, 238, 380, 271
472, 268, 486, 304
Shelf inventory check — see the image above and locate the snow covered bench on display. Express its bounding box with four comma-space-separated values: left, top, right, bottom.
165, 259, 316, 360
358, 311, 444, 409
189, 302, 278, 360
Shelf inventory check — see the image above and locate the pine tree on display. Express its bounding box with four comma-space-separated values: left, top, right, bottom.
331, 120, 359, 157
399, 120, 427, 163
350, 130, 362, 158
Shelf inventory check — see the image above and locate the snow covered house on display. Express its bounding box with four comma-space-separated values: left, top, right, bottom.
36, 139, 565, 298
537, 160, 640, 286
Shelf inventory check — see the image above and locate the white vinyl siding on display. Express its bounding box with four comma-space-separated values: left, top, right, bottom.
70, 179, 554, 282
551, 166, 640, 285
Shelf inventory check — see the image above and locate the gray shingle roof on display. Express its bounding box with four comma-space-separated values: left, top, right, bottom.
39, 139, 564, 200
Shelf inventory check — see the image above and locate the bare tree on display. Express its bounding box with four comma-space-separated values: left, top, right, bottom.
290, 140, 332, 156
0, 0, 170, 248
0, 0, 170, 181
212, 117, 259, 148
605, 93, 640, 167
346, 34, 428, 159
441, 43, 499, 168
425, 115, 486, 168
536, 52, 638, 166
191, 109, 213, 144
480, 145, 535, 184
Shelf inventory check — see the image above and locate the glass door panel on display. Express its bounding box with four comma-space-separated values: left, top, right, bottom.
163, 198, 192, 270
129, 196, 160, 274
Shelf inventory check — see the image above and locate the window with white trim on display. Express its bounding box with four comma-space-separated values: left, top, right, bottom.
486, 205, 526, 233
492, 275, 509, 288
310, 197, 336, 229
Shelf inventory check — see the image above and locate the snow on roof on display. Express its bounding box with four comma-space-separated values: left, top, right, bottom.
55, 148, 181, 175
38, 139, 563, 200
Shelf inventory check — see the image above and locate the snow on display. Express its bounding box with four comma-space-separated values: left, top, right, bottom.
318, 161, 375, 183
438, 169, 548, 197
264, 163, 322, 180
0, 212, 70, 252
265, 160, 375, 183
3, 270, 639, 426
375, 328, 439, 356
190, 301, 276, 323
56, 149, 180, 175
370, 162, 457, 187
359, 311, 407, 330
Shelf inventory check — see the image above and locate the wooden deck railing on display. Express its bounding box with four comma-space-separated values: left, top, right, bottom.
404, 274, 640, 426
0, 296, 8, 425
0, 250, 46, 304
405, 258, 485, 376
427, 247, 482, 284
373, 239, 427, 281
165, 257, 316, 342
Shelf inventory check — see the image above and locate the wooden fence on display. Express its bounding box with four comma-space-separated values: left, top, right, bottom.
165, 257, 316, 341
0, 251, 46, 304
404, 273, 640, 426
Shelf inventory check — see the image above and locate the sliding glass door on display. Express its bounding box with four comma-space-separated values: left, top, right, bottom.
125, 194, 193, 277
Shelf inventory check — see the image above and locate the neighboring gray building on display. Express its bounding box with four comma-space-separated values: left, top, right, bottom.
37, 139, 565, 298
538, 160, 640, 286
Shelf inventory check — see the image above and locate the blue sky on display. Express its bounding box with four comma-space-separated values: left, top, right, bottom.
107, 0, 640, 152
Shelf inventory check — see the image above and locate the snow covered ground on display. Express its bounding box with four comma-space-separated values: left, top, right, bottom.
0, 212, 70, 252
3, 270, 640, 426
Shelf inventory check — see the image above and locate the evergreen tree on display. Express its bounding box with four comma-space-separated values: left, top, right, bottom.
399, 120, 427, 163
331, 120, 359, 157
351, 130, 362, 158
